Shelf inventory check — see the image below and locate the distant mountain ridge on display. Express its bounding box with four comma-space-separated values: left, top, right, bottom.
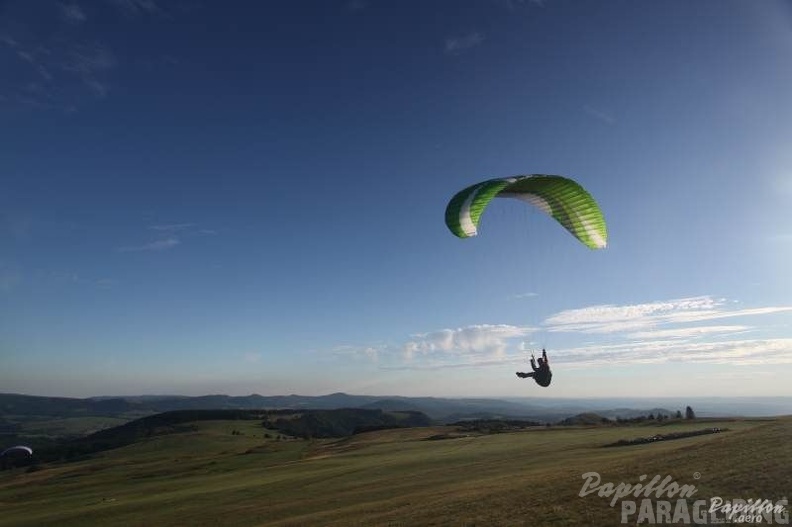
2, 392, 790, 429
1, 392, 552, 424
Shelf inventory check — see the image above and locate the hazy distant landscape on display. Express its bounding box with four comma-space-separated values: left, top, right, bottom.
4, 392, 791, 440
1, 393, 790, 526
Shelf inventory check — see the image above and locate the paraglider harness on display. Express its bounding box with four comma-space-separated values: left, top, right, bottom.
517, 349, 552, 387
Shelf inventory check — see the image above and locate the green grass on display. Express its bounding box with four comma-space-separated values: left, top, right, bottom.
18, 416, 132, 438
1, 418, 789, 526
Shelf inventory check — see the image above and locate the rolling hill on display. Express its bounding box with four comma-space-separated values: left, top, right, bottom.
1, 413, 788, 526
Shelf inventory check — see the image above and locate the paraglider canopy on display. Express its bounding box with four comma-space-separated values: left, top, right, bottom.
445, 174, 607, 249
1, 445, 33, 457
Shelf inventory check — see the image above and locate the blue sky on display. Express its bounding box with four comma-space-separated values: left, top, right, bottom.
2, 0, 791, 398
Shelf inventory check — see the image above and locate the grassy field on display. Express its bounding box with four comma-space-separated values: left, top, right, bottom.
16, 416, 133, 438
1, 417, 789, 526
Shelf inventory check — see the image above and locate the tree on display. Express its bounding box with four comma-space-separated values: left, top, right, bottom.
685, 406, 696, 420
675, 410, 683, 419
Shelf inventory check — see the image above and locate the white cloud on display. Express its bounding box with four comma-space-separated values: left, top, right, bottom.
583, 105, 616, 125
498, 0, 546, 9
542, 296, 792, 334
84, 79, 109, 98
1, 1, 167, 110
149, 223, 196, 232
118, 237, 180, 252
403, 324, 534, 361
44, 271, 119, 290
107, 0, 161, 17
545, 296, 716, 327
379, 337, 792, 371
61, 4, 87, 24
331, 296, 792, 372
0, 34, 19, 48
551, 338, 792, 367
511, 292, 539, 300
445, 32, 484, 54
118, 223, 215, 253
3, 31, 116, 106
62, 43, 116, 76
95, 278, 117, 289
334, 324, 535, 368
626, 325, 752, 340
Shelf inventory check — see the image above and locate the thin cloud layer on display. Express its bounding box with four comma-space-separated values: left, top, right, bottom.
403, 324, 534, 361
445, 32, 484, 54
552, 338, 792, 368
335, 296, 791, 370
0, 0, 167, 110
149, 223, 196, 232
337, 324, 536, 368
118, 237, 180, 252
511, 292, 539, 300
583, 105, 616, 125
497, 0, 547, 10
118, 223, 215, 252
626, 325, 751, 340
544, 296, 792, 334
61, 4, 87, 24
107, 0, 162, 17
1, 32, 116, 107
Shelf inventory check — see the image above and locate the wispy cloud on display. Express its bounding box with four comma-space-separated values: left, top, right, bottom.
150, 223, 216, 237
544, 296, 719, 333
84, 79, 109, 98
626, 325, 752, 340
107, 0, 162, 17
332, 296, 792, 370
333, 344, 381, 362
544, 296, 792, 334
46, 271, 118, 290
1, 33, 116, 107
95, 278, 118, 289
118, 222, 215, 253
497, 0, 547, 9
403, 324, 533, 360
62, 42, 116, 74
583, 105, 616, 125
511, 292, 539, 300
61, 3, 87, 24
0, 33, 19, 48
149, 223, 196, 232
13, 48, 55, 83
118, 237, 180, 252
335, 324, 536, 368
445, 32, 484, 54
552, 338, 792, 368
1, 0, 169, 111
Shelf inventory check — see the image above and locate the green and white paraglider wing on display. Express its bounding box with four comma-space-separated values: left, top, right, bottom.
444, 175, 607, 249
